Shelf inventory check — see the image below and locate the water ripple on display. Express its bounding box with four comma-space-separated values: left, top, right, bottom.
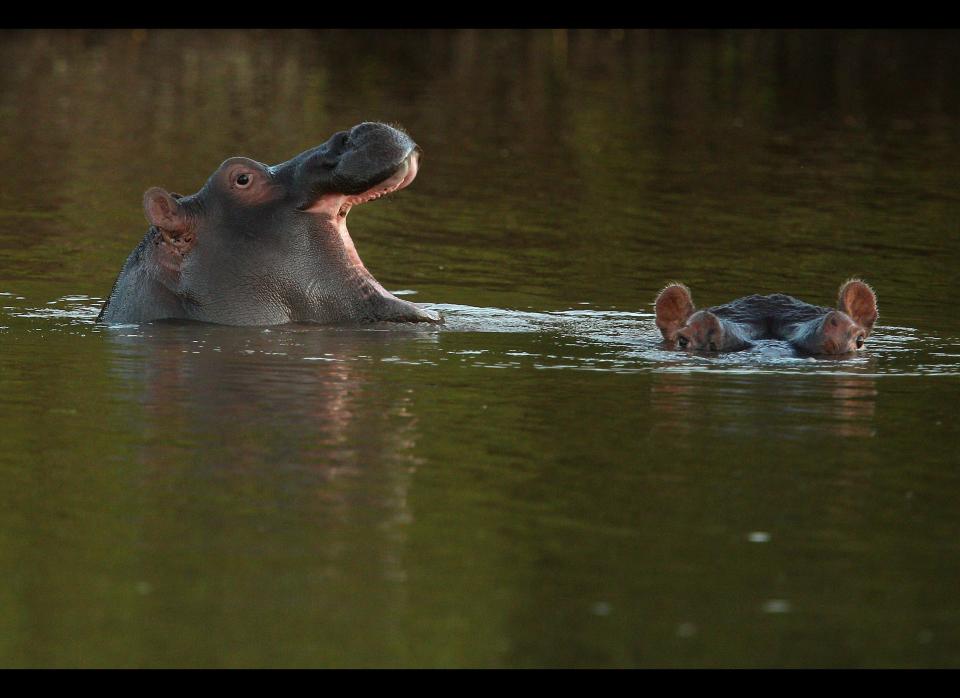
4, 296, 958, 376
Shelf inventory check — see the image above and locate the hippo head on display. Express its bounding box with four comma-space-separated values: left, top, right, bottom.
99, 122, 440, 326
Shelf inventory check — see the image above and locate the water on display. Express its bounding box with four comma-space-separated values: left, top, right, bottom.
1, 29, 959, 667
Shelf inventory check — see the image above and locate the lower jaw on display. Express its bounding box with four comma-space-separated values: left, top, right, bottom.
334, 216, 372, 276
305, 215, 432, 321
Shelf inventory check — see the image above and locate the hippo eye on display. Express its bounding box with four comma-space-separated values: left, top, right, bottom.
677, 335, 689, 348
856, 335, 864, 349
235, 173, 252, 187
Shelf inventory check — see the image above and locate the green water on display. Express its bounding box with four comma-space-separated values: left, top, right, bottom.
1, 29, 959, 668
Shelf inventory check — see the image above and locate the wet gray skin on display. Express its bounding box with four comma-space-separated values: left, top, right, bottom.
97, 122, 441, 326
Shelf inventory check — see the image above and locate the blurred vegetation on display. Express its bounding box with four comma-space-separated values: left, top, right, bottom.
1, 29, 958, 324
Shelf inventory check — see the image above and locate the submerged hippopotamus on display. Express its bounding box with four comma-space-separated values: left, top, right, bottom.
98, 122, 440, 326
654, 279, 879, 355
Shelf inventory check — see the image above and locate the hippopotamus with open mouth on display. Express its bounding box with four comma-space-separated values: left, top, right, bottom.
98, 122, 441, 326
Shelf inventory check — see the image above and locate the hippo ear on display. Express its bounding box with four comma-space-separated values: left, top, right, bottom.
654, 283, 696, 342
143, 187, 188, 233
837, 279, 878, 335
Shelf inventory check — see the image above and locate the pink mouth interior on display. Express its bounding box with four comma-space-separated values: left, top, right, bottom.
300, 151, 420, 279
302, 151, 419, 217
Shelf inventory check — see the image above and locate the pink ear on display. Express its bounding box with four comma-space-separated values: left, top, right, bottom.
655, 283, 696, 341
143, 187, 186, 232
837, 279, 878, 333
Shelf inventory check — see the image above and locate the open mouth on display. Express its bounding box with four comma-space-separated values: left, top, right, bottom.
286, 139, 439, 323
301, 151, 420, 219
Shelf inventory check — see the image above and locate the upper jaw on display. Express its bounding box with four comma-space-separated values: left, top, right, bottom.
299, 150, 420, 218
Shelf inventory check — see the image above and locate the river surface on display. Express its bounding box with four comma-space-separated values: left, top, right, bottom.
1, 29, 959, 667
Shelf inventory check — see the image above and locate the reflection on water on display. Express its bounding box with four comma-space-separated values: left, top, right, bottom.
109, 322, 424, 593
1, 29, 960, 667
650, 372, 878, 439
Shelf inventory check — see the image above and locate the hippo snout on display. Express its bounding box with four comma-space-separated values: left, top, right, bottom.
278, 122, 418, 201
330, 123, 418, 190
346, 122, 417, 157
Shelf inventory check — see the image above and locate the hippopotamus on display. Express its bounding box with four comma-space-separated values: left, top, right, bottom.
97, 122, 441, 326
654, 279, 879, 355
